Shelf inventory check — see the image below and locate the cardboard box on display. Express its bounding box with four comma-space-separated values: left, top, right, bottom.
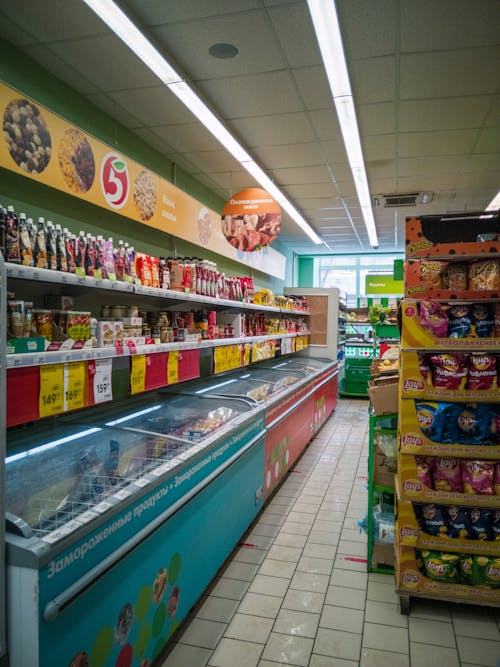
372, 543, 395, 568
368, 376, 399, 415
373, 443, 396, 488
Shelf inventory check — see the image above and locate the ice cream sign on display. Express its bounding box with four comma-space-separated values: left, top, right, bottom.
221, 188, 281, 252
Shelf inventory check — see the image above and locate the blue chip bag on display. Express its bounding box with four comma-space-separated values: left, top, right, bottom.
491, 510, 500, 541
421, 504, 450, 536
446, 505, 474, 540
448, 305, 472, 338
415, 401, 460, 443
457, 404, 493, 444
471, 304, 494, 338
470, 508, 492, 541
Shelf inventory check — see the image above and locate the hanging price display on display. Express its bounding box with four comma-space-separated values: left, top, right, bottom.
93, 359, 113, 403
167, 350, 179, 384
130, 354, 146, 394
39, 363, 64, 418
64, 361, 86, 411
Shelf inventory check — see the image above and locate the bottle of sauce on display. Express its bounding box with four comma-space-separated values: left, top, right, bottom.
19, 213, 34, 266
56, 224, 68, 272
75, 230, 86, 276
34, 216, 47, 269
46, 221, 58, 270
5, 205, 20, 263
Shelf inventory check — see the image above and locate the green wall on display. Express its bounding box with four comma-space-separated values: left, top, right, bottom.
0, 39, 292, 292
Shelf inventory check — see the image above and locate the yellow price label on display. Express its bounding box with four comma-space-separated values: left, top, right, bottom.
65, 361, 86, 411
168, 350, 179, 384
214, 346, 228, 374
39, 364, 64, 417
130, 355, 146, 394
243, 344, 251, 366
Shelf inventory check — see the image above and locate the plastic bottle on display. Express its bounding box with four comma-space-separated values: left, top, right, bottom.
5, 205, 20, 263
19, 213, 34, 266
34, 216, 47, 269
56, 224, 68, 272
85, 233, 96, 277
28, 218, 36, 255
115, 240, 125, 281
104, 237, 116, 281
75, 230, 86, 276
46, 221, 58, 270
64, 228, 76, 274
94, 235, 105, 279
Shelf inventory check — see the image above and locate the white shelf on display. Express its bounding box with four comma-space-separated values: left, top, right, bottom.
6, 263, 309, 316
6, 332, 310, 368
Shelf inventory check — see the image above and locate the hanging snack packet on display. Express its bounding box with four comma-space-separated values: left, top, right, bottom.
472, 556, 500, 588
469, 508, 492, 540
416, 401, 460, 443
491, 510, 500, 541
420, 550, 459, 583
419, 301, 449, 337
447, 305, 472, 338
443, 262, 468, 290
458, 555, 473, 584
467, 353, 497, 391
430, 353, 467, 390
415, 456, 433, 488
421, 504, 450, 536
420, 260, 446, 289
457, 404, 493, 444
462, 460, 495, 495
471, 304, 494, 338
446, 505, 473, 539
433, 457, 463, 492
468, 259, 500, 291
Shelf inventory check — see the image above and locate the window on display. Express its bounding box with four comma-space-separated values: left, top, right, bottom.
313, 254, 403, 298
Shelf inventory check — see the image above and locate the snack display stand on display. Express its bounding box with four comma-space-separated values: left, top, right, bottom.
396, 213, 500, 614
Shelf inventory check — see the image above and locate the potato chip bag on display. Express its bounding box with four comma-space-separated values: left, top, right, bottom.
457, 404, 493, 444
462, 460, 495, 495
458, 555, 473, 584
416, 401, 461, 443
420, 261, 446, 289
468, 259, 500, 291
419, 301, 449, 338
433, 457, 463, 492
430, 353, 467, 390
415, 456, 433, 488
469, 508, 492, 540
421, 504, 450, 536
443, 262, 468, 290
472, 555, 500, 588
495, 463, 500, 495
467, 353, 497, 391
471, 304, 494, 338
448, 305, 472, 338
446, 505, 473, 540
420, 550, 460, 583
491, 510, 500, 541
417, 352, 432, 385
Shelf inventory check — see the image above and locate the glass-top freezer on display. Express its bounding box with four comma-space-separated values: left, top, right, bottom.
253, 356, 336, 375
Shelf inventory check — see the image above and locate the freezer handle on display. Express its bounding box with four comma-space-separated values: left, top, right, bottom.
266, 370, 339, 431
42, 428, 266, 623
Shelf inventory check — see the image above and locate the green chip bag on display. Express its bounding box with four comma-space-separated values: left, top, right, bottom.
458, 555, 473, 585
472, 556, 500, 588
420, 550, 460, 583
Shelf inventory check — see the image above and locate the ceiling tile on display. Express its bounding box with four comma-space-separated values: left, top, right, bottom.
23, 45, 100, 96
323, 139, 349, 164
1, 0, 106, 41
399, 130, 478, 157
397, 174, 459, 191
358, 103, 395, 136
180, 150, 242, 173
369, 178, 398, 193
351, 56, 396, 104
363, 134, 396, 161
337, 0, 398, 58
198, 70, 304, 118
401, 0, 500, 51
151, 9, 285, 80
268, 3, 322, 68
399, 97, 491, 132
463, 154, 500, 172
124, 0, 260, 24
152, 123, 222, 153
285, 182, 338, 199
308, 109, 342, 141
48, 34, 160, 91
400, 48, 500, 100
473, 127, 500, 153
107, 87, 189, 126
484, 96, 500, 127
165, 152, 202, 174
0, 11, 38, 46
271, 165, 333, 185
252, 142, 325, 169
85, 93, 144, 129
335, 180, 358, 198
397, 156, 461, 177
133, 128, 175, 155
366, 159, 397, 178
201, 170, 259, 190
293, 66, 332, 110
231, 112, 315, 148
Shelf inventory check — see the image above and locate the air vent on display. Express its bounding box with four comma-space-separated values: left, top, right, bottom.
373, 192, 433, 208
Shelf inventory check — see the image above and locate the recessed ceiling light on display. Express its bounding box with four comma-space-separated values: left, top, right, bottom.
209, 42, 239, 59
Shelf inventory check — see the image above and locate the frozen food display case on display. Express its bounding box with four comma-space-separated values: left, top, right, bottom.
5, 392, 266, 667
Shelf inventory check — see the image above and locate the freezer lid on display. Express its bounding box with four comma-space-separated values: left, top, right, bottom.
253, 356, 336, 374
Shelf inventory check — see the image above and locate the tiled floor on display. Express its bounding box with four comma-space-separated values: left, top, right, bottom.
160, 399, 500, 667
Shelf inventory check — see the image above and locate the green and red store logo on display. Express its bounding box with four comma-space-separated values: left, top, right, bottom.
100, 152, 129, 209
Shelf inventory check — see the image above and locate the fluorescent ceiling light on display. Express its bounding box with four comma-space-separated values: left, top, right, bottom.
307, 0, 379, 248
485, 190, 500, 211
82, 0, 323, 247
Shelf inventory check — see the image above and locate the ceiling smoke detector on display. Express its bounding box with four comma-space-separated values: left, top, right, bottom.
373, 192, 433, 208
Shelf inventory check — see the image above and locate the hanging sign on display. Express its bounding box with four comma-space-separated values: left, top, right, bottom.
0, 82, 286, 279
365, 274, 404, 296
221, 188, 281, 252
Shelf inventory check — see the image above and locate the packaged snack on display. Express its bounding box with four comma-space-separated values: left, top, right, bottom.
491, 510, 500, 541
472, 555, 500, 588
19, 213, 34, 266
467, 353, 497, 391
415, 456, 433, 488
446, 505, 473, 540
468, 259, 500, 291
430, 353, 467, 390
447, 305, 472, 338
420, 260, 446, 289
493, 303, 500, 337
495, 463, 500, 495
33, 309, 53, 340
421, 504, 449, 536
419, 301, 449, 338
462, 460, 495, 495
471, 304, 494, 338
415, 401, 461, 443
433, 457, 462, 492
419, 550, 459, 583
457, 404, 493, 444
442, 262, 468, 290
469, 508, 492, 540
458, 555, 473, 584
417, 352, 432, 385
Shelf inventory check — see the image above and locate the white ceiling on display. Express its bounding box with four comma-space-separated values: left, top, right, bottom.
1, 0, 499, 255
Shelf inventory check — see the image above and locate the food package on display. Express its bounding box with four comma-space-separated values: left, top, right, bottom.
419, 301, 449, 337
433, 457, 462, 492
467, 353, 497, 391
420, 260, 447, 288
447, 305, 472, 338
430, 353, 467, 390
468, 259, 500, 291
442, 262, 468, 290
462, 460, 495, 495
471, 304, 494, 338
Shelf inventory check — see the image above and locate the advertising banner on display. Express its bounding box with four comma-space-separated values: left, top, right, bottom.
365, 274, 404, 296
0, 82, 286, 278
221, 187, 281, 252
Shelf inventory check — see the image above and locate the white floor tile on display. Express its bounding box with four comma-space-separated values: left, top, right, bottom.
267, 544, 302, 562
364, 600, 408, 628
225, 613, 274, 644
310, 656, 357, 667
274, 608, 320, 638
180, 618, 226, 649
223, 561, 260, 582
410, 642, 460, 667
456, 635, 500, 666
362, 622, 408, 654
320, 604, 364, 634
283, 589, 326, 614
161, 643, 212, 667
258, 558, 297, 579
233, 547, 267, 565
360, 647, 410, 667
209, 638, 263, 667
273, 532, 308, 548
196, 596, 239, 623
237, 592, 282, 619
330, 568, 368, 590
210, 577, 250, 601
409, 617, 456, 648
302, 543, 337, 560
296, 556, 334, 575
290, 571, 330, 593
262, 633, 314, 666
452, 609, 500, 640
314, 628, 362, 661
325, 584, 366, 610
249, 574, 289, 597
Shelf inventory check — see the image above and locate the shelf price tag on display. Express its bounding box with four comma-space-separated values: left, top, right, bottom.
243, 344, 251, 365
93, 359, 113, 404
214, 346, 228, 374
39, 363, 64, 417
64, 361, 86, 411
168, 350, 179, 384
131, 354, 146, 394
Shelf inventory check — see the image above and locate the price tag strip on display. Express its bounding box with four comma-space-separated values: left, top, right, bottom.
167, 350, 179, 384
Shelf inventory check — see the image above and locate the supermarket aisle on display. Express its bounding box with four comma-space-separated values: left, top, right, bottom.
160, 399, 500, 667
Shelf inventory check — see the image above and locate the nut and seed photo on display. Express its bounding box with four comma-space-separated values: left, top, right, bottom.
3, 98, 51, 174
58, 128, 95, 193
133, 170, 157, 221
